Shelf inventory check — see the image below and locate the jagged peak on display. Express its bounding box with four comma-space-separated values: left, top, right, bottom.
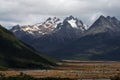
100, 15, 105, 17
90, 15, 109, 29
106, 16, 117, 20
98, 15, 118, 21
12, 24, 21, 29
64, 15, 78, 23
87, 15, 120, 35
93, 15, 109, 24
46, 17, 60, 22
92, 15, 120, 27
13, 24, 20, 27
11, 16, 88, 35
106, 16, 120, 24
10, 24, 21, 32
101, 16, 119, 22
64, 16, 85, 26
111, 16, 119, 21
68, 15, 75, 19
98, 15, 107, 20
106, 16, 111, 19
64, 15, 76, 21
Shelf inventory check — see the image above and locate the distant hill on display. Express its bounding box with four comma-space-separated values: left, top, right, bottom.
0, 25, 56, 69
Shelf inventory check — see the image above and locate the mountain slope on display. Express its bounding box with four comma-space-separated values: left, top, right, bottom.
11, 16, 87, 54
53, 33, 120, 60
0, 25, 56, 69
85, 15, 120, 35
10, 15, 120, 61
51, 16, 120, 60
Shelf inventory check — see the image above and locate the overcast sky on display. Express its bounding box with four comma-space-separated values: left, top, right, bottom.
0, 0, 120, 29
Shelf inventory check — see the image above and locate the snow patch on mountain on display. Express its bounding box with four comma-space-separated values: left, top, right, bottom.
22, 26, 40, 32
83, 24, 89, 30
11, 16, 88, 37
67, 19, 77, 28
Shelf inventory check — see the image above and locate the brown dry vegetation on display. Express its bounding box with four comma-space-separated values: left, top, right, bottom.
0, 61, 120, 79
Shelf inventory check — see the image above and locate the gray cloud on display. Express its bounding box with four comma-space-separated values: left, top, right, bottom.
0, 0, 120, 28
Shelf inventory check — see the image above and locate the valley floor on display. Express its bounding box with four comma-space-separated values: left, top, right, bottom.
0, 60, 120, 79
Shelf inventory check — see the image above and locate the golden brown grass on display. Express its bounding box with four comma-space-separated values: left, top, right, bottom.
0, 61, 120, 79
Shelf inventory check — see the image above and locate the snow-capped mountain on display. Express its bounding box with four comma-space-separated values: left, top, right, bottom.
52, 15, 88, 40
11, 17, 62, 37
63, 15, 88, 30
10, 15, 87, 53
11, 16, 87, 38
12, 15, 120, 40
10, 15, 120, 60
51, 15, 120, 60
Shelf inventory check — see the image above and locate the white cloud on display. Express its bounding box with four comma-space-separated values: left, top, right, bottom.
0, 0, 120, 28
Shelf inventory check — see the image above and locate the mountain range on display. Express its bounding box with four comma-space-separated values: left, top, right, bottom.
10, 15, 120, 61
11, 16, 88, 53
0, 25, 56, 69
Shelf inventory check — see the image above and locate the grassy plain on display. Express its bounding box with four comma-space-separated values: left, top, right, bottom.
0, 60, 120, 79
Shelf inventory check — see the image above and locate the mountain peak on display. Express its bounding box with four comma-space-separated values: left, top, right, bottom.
105, 16, 120, 26
11, 16, 88, 38
99, 15, 105, 18
87, 15, 120, 35
91, 15, 108, 26
13, 24, 20, 28
67, 15, 75, 20
46, 17, 52, 21
64, 15, 76, 21
98, 15, 107, 21
106, 16, 111, 19
106, 16, 117, 21
45, 17, 61, 24
10, 24, 21, 32
112, 16, 117, 20
96, 15, 119, 24
111, 17, 119, 23
62, 16, 86, 30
